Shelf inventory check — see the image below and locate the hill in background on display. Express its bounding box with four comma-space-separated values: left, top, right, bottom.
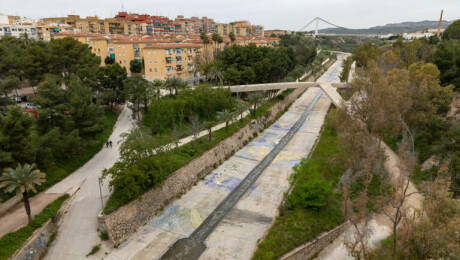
318, 20, 452, 35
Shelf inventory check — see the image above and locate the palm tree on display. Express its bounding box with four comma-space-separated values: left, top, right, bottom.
165, 77, 188, 96
0, 163, 46, 223
247, 93, 264, 118
207, 63, 224, 85
217, 109, 235, 133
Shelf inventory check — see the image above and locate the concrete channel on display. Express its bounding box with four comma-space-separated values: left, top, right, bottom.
104, 55, 345, 260
159, 91, 324, 260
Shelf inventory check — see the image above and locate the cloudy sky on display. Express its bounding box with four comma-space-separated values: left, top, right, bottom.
1, 0, 459, 30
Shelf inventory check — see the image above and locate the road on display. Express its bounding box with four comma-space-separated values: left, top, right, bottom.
44, 106, 135, 259
101, 55, 346, 260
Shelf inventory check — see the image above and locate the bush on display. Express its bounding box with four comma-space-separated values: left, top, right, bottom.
0, 195, 69, 259
287, 165, 332, 209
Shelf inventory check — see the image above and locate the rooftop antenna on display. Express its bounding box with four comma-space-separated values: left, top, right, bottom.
121, 3, 124, 12
437, 9, 443, 38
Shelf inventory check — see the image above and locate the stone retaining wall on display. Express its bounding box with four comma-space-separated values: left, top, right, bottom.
280, 221, 350, 260
104, 87, 307, 245
11, 193, 76, 260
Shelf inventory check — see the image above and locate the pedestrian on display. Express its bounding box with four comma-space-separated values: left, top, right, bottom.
109, 140, 113, 148
105, 141, 109, 148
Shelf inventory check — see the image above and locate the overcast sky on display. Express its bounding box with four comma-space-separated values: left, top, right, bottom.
1, 0, 459, 30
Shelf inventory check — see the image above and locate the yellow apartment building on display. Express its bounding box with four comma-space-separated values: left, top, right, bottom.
143, 43, 202, 81
216, 21, 264, 37
54, 33, 278, 82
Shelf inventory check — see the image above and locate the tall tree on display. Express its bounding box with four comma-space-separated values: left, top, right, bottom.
97, 63, 127, 108
442, 20, 460, 41
124, 75, 151, 119
0, 106, 35, 167
0, 163, 46, 223
66, 76, 104, 136
0, 75, 19, 99
129, 59, 143, 74
433, 40, 460, 91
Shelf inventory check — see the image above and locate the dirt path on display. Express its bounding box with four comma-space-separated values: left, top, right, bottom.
0, 193, 62, 238
315, 120, 423, 260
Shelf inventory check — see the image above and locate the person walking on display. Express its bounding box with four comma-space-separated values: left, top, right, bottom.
105, 141, 109, 148
109, 140, 113, 148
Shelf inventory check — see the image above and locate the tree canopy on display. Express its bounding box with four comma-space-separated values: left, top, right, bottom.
442, 20, 460, 41
210, 45, 295, 85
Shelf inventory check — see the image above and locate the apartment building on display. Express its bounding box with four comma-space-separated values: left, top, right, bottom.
143, 43, 201, 81
0, 14, 38, 39
54, 30, 279, 83
216, 21, 264, 37
264, 29, 287, 36
173, 15, 216, 34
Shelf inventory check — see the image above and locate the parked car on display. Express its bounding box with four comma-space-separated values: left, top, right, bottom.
25, 103, 40, 109
11, 96, 22, 103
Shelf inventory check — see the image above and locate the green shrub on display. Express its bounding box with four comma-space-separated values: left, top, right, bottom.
0, 194, 69, 259
287, 165, 332, 209
86, 244, 100, 256
99, 231, 109, 241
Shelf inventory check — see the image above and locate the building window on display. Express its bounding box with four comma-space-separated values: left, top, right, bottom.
154, 68, 158, 72
108, 47, 114, 52
149, 68, 152, 72
119, 60, 122, 64
154, 60, 157, 63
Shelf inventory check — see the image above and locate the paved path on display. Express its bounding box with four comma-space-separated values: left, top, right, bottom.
101, 55, 346, 260
44, 106, 135, 260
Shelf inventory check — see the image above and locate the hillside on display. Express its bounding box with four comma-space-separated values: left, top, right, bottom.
318, 20, 452, 35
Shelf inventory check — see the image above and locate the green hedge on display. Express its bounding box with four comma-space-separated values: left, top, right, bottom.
0, 194, 69, 259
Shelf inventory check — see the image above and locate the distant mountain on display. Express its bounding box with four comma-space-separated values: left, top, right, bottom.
318, 20, 452, 35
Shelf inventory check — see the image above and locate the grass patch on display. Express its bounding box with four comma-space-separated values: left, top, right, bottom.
0, 194, 69, 259
86, 244, 100, 257
104, 89, 298, 214
253, 109, 346, 260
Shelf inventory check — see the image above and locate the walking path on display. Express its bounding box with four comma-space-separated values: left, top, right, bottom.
44, 106, 135, 260
101, 55, 347, 260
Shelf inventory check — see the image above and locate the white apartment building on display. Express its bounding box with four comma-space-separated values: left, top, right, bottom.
0, 14, 38, 39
